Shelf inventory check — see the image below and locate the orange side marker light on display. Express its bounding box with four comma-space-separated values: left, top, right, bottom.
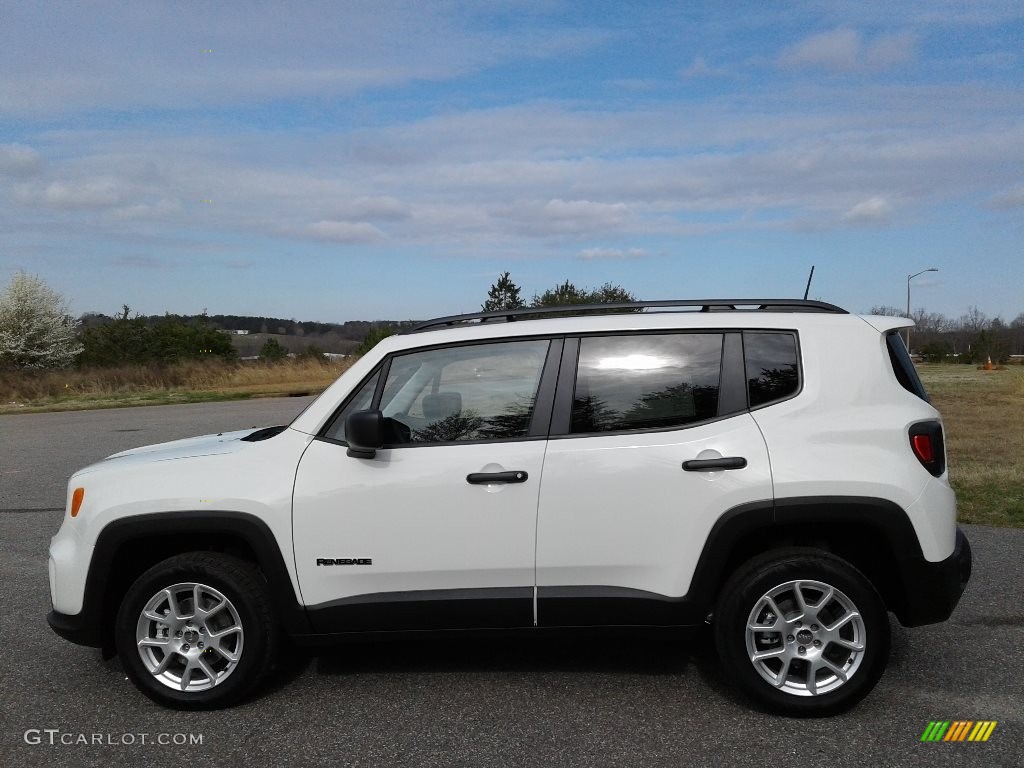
71, 488, 85, 517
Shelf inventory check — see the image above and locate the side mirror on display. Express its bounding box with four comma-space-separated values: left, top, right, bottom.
345, 409, 384, 458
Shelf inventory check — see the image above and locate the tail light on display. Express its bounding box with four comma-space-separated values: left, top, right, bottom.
909, 422, 945, 477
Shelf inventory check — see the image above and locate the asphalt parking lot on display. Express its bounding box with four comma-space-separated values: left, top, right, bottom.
1, 399, 1021, 767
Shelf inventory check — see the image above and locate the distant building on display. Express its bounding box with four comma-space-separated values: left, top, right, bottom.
228, 330, 250, 335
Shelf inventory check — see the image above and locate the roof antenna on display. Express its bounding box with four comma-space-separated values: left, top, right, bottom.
803, 265, 815, 300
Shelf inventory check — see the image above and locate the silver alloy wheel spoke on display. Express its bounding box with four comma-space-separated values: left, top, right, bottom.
774, 659, 791, 688
135, 581, 244, 693
792, 581, 810, 619
212, 641, 240, 663
202, 600, 228, 622
819, 657, 848, 681
816, 585, 835, 609
152, 652, 175, 676
833, 638, 865, 652
744, 578, 866, 698
197, 655, 218, 682
826, 612, 859, 633
164, 588, 185, 621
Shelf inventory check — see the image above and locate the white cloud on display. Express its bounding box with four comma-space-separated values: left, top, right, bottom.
335, 196, 410, 222
503, 199, 632, 236
842, 196, 893, 224
681, 56, 728, 78
0, 143, 42, 176
544, 199, 630, 226
306, 220, 386, 243
780, 28, 861, 71
988, 186, 1024, 210
0, 3, 609, 117
604, 78, 658, 92
15, 178, 128, 210
109, 199, 184, 221
779, 28, 915, 72
578, 247, 646, 260
864, 34, 916, 69
5, 81, 1024, 251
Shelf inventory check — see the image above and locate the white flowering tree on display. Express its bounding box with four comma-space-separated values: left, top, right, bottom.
0, 272, 82, 369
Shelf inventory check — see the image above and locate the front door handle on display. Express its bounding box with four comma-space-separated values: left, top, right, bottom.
682, 457, 747, 472
466, 471, 529, 484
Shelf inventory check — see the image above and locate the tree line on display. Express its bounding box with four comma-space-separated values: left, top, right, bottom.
2, 270, 1019, 370
870, 305, 1024, 362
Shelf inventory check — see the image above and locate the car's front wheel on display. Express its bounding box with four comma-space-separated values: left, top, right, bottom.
714, 549, 890, 716
115, 552, 278, 709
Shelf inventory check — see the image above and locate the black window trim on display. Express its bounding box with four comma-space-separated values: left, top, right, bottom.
317, 335, 561, 450
316, 327, 805, 448
742, 329, 804, 412
549, 329, 745, 440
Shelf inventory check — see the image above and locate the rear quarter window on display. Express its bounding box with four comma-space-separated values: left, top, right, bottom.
886, 331, 930, 402
744, 331, 800, 407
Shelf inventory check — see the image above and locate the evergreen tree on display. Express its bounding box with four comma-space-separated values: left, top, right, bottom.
259, 337, 287, 362
482, 272, 525, 312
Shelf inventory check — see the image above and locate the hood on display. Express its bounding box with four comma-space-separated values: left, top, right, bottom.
70, 428, 265, 477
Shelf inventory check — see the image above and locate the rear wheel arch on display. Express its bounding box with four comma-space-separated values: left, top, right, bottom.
689, 497, 922, 623
713, 546, 890, 715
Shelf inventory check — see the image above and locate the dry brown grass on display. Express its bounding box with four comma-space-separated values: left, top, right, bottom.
0, 358, 352, 414
919, 364, 1024, 528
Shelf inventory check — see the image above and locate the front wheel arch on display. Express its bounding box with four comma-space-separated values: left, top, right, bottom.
84, 511, 311, 655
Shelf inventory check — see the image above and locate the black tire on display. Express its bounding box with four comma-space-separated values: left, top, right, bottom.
115, 552, 279, 709
714, 548, 889, 717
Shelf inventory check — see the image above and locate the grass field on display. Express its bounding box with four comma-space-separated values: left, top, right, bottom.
918, 364, 1024, 529
0, 358, 350, 414
2, 360, 1021, 528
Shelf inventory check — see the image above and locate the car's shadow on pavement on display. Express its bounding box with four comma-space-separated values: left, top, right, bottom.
258, 627, 735, 694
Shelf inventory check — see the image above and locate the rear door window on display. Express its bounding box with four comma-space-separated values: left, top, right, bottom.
570, 333, 723, 433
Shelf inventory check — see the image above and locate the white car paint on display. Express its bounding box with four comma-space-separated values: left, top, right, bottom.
49, 427, 312, 615
49, 307, 956, 626
536, 412, 772, 597
292, 440, 546, 607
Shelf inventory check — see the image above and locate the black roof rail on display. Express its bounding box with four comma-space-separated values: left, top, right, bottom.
405, 298, 847, 333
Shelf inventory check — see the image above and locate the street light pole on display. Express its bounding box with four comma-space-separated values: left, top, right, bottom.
906, 267, 938, 351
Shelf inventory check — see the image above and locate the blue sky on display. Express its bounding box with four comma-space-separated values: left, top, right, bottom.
1, 1, 1022, 322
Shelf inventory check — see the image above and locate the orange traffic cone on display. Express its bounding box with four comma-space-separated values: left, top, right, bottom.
984, 356, 994, 371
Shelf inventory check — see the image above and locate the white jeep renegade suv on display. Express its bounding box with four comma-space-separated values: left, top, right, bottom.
47, 299, 971, 715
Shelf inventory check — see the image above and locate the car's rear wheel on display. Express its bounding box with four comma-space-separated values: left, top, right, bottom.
714, 549, 889, 716
115, 552, 278, 709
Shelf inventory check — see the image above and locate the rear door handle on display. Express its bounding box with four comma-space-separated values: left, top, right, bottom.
466, 471, 529, 484
682, 457, 747, 472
